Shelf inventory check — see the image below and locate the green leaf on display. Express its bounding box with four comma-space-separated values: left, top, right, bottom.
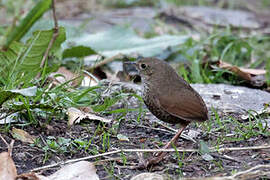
0, 27, 66, 86
199, 140, 214, 161
0, 86, 37, 106
20, 27, 66, 72
62, 45, 97, 58
4, 0, 52, 49
63, 26, 189, 57
199, 140, 210, 154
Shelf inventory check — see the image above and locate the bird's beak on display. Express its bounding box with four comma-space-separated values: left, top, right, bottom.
123, 61, 139, 76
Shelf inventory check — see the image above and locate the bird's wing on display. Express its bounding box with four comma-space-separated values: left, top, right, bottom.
157, 86, 208, 122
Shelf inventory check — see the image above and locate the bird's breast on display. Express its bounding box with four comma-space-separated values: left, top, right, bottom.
142, 82, 183, 124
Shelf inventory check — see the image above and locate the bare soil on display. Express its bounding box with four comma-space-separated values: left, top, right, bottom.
1, 88, 270, 179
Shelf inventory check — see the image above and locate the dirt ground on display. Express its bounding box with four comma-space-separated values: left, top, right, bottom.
1, 82, 270, 179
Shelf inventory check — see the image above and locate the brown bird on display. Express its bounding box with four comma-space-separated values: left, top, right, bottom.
131, 57, 208, 168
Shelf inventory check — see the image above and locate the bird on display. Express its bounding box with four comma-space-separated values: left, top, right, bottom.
130, 57, 208, 168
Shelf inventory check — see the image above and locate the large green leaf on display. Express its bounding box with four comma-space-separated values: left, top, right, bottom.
0, 27, 66, 86
63, 26, 189, 57
4, 0, 52, 49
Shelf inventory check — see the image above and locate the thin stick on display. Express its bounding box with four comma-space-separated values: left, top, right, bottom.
30, 150, 122, 172
180, 164, 270, 180
0, 134, 9, 147
37, 0, 59, 78
133, 123, 195, 142
232, 164, 270, 178
30, 144, 270, 172
0, 134, 14, 156
216, 145, 270, 152
89, 53, 123, 70
157, 121, 196, 142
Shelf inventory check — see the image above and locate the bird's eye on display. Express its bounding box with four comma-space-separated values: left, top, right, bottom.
140, 63, 147, 69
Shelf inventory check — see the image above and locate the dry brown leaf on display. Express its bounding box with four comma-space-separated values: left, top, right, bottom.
67, 107, 111, 126
218, 61, 266, 81
16, 172, 48, 180
0, 152, 17, 180
11, 128, 36, 144
48, 161, 99, 180
78, 106, 94, 113
81, 71, 99, 87
49, 67, 80, 87
240, 68, 266, 75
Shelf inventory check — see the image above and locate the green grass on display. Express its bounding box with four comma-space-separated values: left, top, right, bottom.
202, 109, 270, 147
174, 30, 270, 85
172, 144, 185, 176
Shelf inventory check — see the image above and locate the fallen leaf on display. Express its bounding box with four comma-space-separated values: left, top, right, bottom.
17, 172, 47, 180
0, 112, 19, 125
63, 26, 188, 57
67, 107, 111, 126
218, 61, 266, 80
0, 152, 17, 180
199, 140, 214, 161
81, 70, 99, 87
216, 61, 266, 86
117, 134, 129, 142
48, 161, 99, 180
0, 86, 37, 106
49, 67, 81, 87
11, 128, 36, 144
17, 162, 99, 180
201, 153, 214, 161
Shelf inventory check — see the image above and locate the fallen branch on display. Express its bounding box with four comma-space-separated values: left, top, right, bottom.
30, 144, 270, 172
89, 53, 124, 70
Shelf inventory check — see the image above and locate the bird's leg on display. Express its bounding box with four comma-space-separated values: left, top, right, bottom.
155, 124, 188, 156
142, 123, 188, 168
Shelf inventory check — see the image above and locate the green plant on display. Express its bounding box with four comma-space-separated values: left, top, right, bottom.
172, 144, 185, 177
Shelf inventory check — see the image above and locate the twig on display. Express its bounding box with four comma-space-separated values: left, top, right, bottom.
0, 134, 9, 147
231, 164, 270, 179
211, 154, 241, 163
36, 0, 59, 78
179, 164, 270, 180
155, 120, 177, 133
216, 144, 270, 152
154, 121, 196, 142
30, 144, 270, 172
0, 134, 14, 156
30, 150, 122, 172
89, 53, 124, 70
93, 156, 136, 166
129, 123, 196, 142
